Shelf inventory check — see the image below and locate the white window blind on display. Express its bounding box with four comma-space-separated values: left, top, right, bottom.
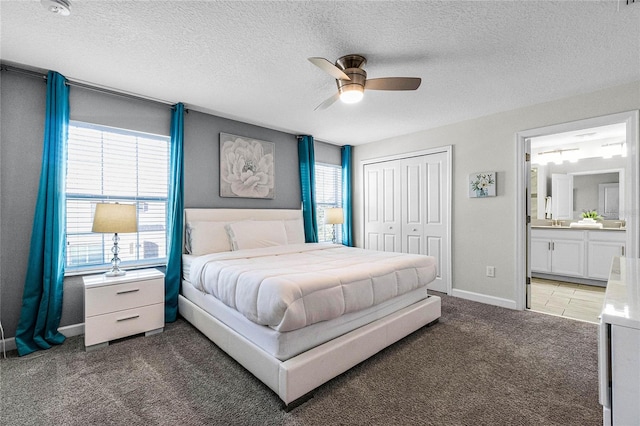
65, 121, 170, 272
315, 162, 342, 243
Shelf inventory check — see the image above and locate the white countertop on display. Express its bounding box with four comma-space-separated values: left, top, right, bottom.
532, 225, 625, 231
601, 257, 640, 329
83, 268, 164, 289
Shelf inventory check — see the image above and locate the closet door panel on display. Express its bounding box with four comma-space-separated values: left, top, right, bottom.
422, 153, 449, 293
406, 235, 422, 255
426, 162, 442, 224
427, 236, 443, 279
364, 161, 401, 252
405, 163, 422, 224
401, 159, 425, 253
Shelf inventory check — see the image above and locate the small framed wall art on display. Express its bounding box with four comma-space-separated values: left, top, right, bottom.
220, 133, 275, 199
469, 172, 496, 198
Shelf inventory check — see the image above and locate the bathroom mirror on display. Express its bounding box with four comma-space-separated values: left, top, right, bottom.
571, 170, 623, 220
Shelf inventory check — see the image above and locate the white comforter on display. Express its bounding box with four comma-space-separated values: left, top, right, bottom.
189, 243, 437, 332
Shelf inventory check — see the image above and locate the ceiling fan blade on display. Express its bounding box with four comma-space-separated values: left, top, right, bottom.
314, 92, 340, 111
365, 77, 421, 91
308, 57, 351, 81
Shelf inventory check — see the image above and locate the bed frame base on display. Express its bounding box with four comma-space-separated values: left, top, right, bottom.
178, 294, 441, 406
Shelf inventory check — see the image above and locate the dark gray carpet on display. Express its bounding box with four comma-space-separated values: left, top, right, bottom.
1, 294, 600, 425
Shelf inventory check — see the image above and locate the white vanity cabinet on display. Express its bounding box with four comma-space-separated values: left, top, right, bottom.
588, 231, 626, 280
599, 257, 640, 425
531, 228, 625, 282
530, 229, 585, 277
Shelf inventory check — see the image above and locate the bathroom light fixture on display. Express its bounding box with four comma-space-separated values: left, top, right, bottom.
602, 142, 626, 159
574, 132, 597, 139
41, 0, 71, 16
538, 148, 580, 156
533, 147, 580, 165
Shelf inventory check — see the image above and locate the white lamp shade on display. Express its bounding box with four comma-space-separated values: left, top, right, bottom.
325, 208, 344, 225
92, 203, 137, 233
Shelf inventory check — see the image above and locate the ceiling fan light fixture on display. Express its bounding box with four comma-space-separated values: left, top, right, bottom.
339, 85, 364, 104
309, 54, 420, 110
41, 0, 71, 16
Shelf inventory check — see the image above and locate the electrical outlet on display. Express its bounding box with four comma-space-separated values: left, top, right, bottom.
486, 266, 495, 277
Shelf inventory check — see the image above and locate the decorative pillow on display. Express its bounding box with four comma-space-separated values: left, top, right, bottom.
226, 220, 288, 250
283, 218, 305, 244
186, 221, 232, 255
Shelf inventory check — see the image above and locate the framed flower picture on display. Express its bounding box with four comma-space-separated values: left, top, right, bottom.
220, 133, 275, 199
469, 172, 496, 198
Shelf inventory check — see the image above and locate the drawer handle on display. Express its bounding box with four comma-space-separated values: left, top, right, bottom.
117, 314, 140, 322
116, 288, 140, 295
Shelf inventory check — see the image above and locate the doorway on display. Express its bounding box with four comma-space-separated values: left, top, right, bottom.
515, 111, 639, 313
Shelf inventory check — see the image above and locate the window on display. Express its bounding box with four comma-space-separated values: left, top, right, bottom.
65, 121, 170, 272
315, 162, 342, 243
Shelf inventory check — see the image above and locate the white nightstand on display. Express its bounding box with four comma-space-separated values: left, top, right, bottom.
83, 268, 165, 350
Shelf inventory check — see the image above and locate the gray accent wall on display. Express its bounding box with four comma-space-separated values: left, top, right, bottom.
184, 110, 301, 209
1, 71, 47, 340
0, 70, 313, 339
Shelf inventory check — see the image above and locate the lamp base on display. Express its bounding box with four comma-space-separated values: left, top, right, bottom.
105, 269, 126, 277
105, 232, 126, 277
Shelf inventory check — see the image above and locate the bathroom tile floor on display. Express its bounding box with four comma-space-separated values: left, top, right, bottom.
529, 278, 605, 324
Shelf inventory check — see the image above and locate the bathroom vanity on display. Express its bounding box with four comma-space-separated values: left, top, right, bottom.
531, 227, 625, 284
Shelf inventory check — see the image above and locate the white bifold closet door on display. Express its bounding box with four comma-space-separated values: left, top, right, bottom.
364, 161, 402, 253
364, 151, 450, 293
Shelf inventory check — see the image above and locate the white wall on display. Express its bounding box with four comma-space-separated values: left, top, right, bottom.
353, 81, 640, 306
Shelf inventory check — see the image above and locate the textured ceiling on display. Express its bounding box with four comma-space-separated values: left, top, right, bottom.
1, 1, 639, 145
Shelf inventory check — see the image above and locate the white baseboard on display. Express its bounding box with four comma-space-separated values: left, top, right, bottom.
2, 337, 16, 352
1, 323, 84, 353
451, 289, 518, 310
59, 322, 85, 338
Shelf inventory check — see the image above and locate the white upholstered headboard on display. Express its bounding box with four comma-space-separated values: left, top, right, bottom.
182, 208, 304, 254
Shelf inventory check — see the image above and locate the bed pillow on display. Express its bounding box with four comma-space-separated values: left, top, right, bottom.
283, 218, 305, 244
226, 220, 288, 250
186, 221, 232, 255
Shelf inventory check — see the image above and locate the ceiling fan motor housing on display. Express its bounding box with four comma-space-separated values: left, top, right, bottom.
336, 54, 367, 99
336, 54, 367, 70
336, 67, 366, 94
336, 55, 367, 95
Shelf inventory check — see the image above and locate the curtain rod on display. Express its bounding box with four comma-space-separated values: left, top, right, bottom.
1, 63, 176, 109
67, 80, 174, 107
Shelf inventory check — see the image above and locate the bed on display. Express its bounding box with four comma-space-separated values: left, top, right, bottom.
178, 208, 441, 408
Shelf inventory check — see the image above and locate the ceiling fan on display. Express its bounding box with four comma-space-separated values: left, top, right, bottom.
308, 54, 421, 110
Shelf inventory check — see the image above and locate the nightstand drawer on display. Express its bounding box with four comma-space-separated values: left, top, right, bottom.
84, 303, 164, 346
85, 278, 164, 317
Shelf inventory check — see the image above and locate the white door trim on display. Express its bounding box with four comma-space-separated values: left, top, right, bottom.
515, 111, 639, 311
361, 145, 452, 295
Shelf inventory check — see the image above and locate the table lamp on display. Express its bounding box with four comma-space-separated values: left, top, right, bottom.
92, 202, 137, 276
325, 207, 344, 244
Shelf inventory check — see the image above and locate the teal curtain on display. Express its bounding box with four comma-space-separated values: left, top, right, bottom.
164, 103, 184, 322
298, 135, 318, 242
341, 145, 354, 247
15, 71, 69, 356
